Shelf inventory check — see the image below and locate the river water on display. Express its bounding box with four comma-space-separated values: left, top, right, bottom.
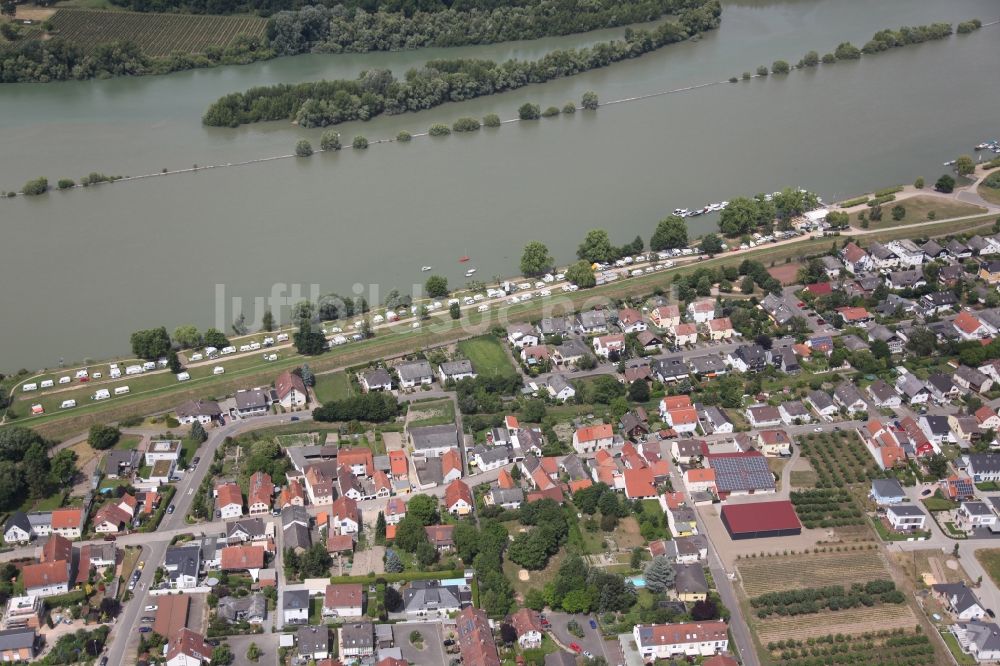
0, 0, 998, 371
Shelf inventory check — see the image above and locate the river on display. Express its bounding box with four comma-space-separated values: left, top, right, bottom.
0, 0, 998, 371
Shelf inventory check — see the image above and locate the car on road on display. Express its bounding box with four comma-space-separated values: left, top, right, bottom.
989, 609, 996, 619
813, 427, 822, 432
192, 457, 200, 466
137, 561, 145, 570
921, 488, 933, 497
141, 616, 155, 623
144, 605, 157, 612
290, 416, 300, 421
104, 535, 116, 541
443, 639, 455, 646
583, 651, 594, 659
167, 505, 174, 514
589, 619, 597, 629
570, 644, 582, 653
139, 627, 152, 633
100, 658, 108, 666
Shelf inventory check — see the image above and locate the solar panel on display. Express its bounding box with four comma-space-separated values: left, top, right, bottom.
710, 455, 774, 492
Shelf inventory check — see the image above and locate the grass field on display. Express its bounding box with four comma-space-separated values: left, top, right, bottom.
849, 195, 986, 229
313, 372, 354, 404
48, 8, 267, 56
738, 550, 888, 597
457, 336, 517, 378
979, 182, 1000, 206
11, 212, 997, 443
406, 399, 455, 427
975, 549, 1000, 588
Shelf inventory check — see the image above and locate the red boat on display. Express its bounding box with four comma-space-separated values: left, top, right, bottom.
459, 256, 470, 263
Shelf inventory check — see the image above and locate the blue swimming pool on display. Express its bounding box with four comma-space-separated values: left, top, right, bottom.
627, 576, 646, 588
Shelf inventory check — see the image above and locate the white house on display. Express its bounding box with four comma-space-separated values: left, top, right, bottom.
572, 424, 614, 454
215, 483, 244, 520
886, 505, 926, 532
438, 360, 477, 384
950, 621, 1000, 662
276, 371, 308, 409
396, 360, 434, 388
632, 622, 729, 661
686, 300, 716, 324
745, 405, 782, 429
593, 334, 626, 359
165, 629, 212, 666
2, 513, 32, 544
322, 584, 364, 619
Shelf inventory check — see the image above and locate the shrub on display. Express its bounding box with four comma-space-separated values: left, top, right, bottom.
581, 91, 599, 110
562, 102, 576, 114
756, 65, 769, 76
957, 19, 982, 34
396, 131, 412, 142
352, 135, 369, 150
541, 106, 560, 117
483, 113, 502, 127
874, 185, 903, 196
914, 176, 924, 189
320, 130, 341, 151
821, 52, 836, 64
935, 174, 955, 193
294, 139, 313, 157
840, 196, 869, 207
742, 71, 751, 80
429, 124, 451, 136
728, 76, 738, 83
57, 179, 75, 190
772, 59, 790, 74
452, 117, 481, 132
891, 205, 906, 221
802, 50, 819, 67
834, 42, 861, 60
22, 177, 48, 196
518, 103, 541, 120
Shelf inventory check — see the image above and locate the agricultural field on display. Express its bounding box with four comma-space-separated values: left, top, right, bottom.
797, 431, 883, 487
789, 489, 864, 529
738, 549, 888, 597
755, 603, 918, 645
457, 336, 517, 378
48, 9, 267, 57
765, 629, 935, 665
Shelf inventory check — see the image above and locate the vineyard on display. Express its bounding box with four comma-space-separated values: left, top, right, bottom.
48, 9, 267, 57
755, 603, 919, 645
739, 549, 888, 597
766, 629, 936, 665
798, 431, 884, 487
750, 580, 904, 618
790, 489, 865, 528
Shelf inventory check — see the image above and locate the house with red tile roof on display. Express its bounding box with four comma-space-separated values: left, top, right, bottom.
49, 508, 83, 540
425, 524, 455, 551
593, 334, 626, 359
707, 317, 733, 341
836, 306, 872, 324
683, 468, 716, 494
388, 450, 408, 480
671, 323, 698, 346
508, 608, 544, 648
22, 560, 70, 597
279, 480, 306, 509
385, 497, 407, 525
954, 310, 993, 341
166, 628, 212, 666
215, 482, 244, 520
93, 502, 132, 534
41, 534, 72, 564
624, 468, 657, 500
327, 534, 355, 554
275, 370, 309, 409
572, 424, 614, 454
248, 471, 273, 515
496, 468, 515, 489
221, 545, 265, 575
651, 304, 681, 329
858, 420, 906, 470
322, 583, 364, 619
338, 447, 374, 477
659, 491, 686, 512
976, 406, 1000, 430
456, 606, 501, 666
617, 308, 647, 333
330, 497, 360, 536
632, 621, 729, 661
445, 480, 474, 516
441, 449, 463, 484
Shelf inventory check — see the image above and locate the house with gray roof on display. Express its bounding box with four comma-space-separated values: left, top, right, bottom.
674, 564, 709, 600
687, 354, 728, 377
546, 374, 576, 402
696, 405, 733, 435
820, 255, 844, 278
283, 590, 310, 626
396, 360, 434, 388
2, 513, 32, 545
217, 593, 267, 624
933, 583, 987, 621
235, 389, 271, 418
806, 390, 838, 419
486, 487, 524, 510
402, 579, 470, 618
577, 310, 609, 334
413, 457, 444, 487
538, 317, 572, 337
553, 339, 591, 366
438, 360, 476, 384
360, 368, 393, 393
870, 478, 905, 505
0, 628, 36, 661
164, 544, 201, 589
469, 446, 511, 472
833, 382, 868, 414
950, 621, 1000, 662
297, 626, 330, 659
867, 379, 901, 408
408, 424, 461, 458
227, 518, 267, 545
102, 449, 141, 479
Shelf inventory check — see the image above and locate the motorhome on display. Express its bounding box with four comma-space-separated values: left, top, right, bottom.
22, 383, 37, 392
60, 399, 76, 409
213, 366, 225, 375
40, 379, 54, 389
190, 353, 203, 362
276, 333, 289, 342
114, 386, 130, 395
93, 389, 111, 400
58, 376, 71, 384
126, 365, 143, 376
110, 368, 122, 378
177, 372, 191, 381
143, 361, 156, 371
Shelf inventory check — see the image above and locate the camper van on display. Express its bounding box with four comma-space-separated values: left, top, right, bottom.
110, 368, 122, 379
190, 353, 203, 362
220, 346, 236, 356
213, 366, 225, 375
157, 358, 168, 368
249, 342, 261, 351
238, 345, 251, 353
203, 347, 218, 358
75, 369, 89, 379
59, 376, 71, 384
60, 399, 76, 409
22, 383, 37, 392
126, 365, 143, 376
93, 389, 111, 401
143, 361, 156, 371
40, 379, 54, 389
92, 372, 102, 379
264, 353, 277, 361
263, 337, 275, 346
276, 333, 289, 343
177, 372, 191, 382
114, 386, 130, 396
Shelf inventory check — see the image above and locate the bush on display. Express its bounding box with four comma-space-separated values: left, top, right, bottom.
741, 71, 751, 80
396, 131, 412, 142
483, 113, 501, 127
874, 185, 903, 196
840, 196, 869, 207
22, 177, 48, 196
57, 179, 75, 189
352, 135, 369, 150
802, 50, 819, 67
957, 19, 982, 34
771, 60, 790, 74
914, 176, 924, 189
935, 174, 955, 193
294, 139, 313, 157
89, 424, 121, 450
452, 117, 480, 132
983, 172, 1000, 189
891, 205, 906, 221
728, 76, 738, 83
821, 53, 836, 64
562, 102, 576, 114
581, 91, 599, 110
320, 130, 341, 151
429, 124, 451, 136
834, 41, 861, 59
541, 106, 560, 117
756, 65, 768, 76
518, 103, 541, 120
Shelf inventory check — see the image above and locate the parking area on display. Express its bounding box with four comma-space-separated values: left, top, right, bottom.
546, 611, 621, 664
350, 545, 385, 575
393, 622, 445, 666
226, 632, 279, 666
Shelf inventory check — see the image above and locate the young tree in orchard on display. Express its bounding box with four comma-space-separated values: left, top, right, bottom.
649, 215, 688, 251
577, 229, 616, 263
520, 241, 553, 277
565, 261, 596, 288
425, 275, 449, 298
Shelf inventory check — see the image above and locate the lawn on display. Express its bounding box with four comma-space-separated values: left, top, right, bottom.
940, 628, 978, 666
849, 195, 986, 229
314, 372, 354, 404
115, 434, 142, 450
979, 182, 1000, 206
503, 548, 566, 602
20, 490, 66, 513
458, 336, 517, 378
922, 495, 958, 512
975, 549, 1000, 588
407, 399, 456, 427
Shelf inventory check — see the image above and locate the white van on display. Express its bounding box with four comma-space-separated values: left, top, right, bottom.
213, 366, 225, 375
126, 365, 143, 375
276, 333, 289, 342
60, 399, 76, 409
114, 386, 130, 395
92, 372, 102, 379
93, 389, 110, 400
75, 369, 89, 379
157, 358, 168, 368
177, 372, 191, 381
203, 347, 218, 357
40, 379, 54, 389
238, 345, 251, 353
22, 383, 37, 392
264, 353, 278, 361
263, 337, 274, 346
110, 368, 122, 379
221, 346, 236, 355
190, 353, 203, 362
143, 361, 156, 371
249, 342, 261, 351
59, 376, 71, 384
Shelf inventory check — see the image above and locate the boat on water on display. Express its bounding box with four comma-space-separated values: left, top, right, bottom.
421, 266, 432, 272
459, 256, 470, 263
465, 268, 477, 277
944, 160, 956, 166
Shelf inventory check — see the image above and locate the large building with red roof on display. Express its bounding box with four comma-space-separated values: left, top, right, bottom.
720, 501, 801, 540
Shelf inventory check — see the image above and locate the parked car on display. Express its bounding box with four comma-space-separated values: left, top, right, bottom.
290, 416, 300, 422
139, 627, 152, 633
570, 643, 582, 653
167, 505, 174, 514
144, 605, 158, 612
589, 619, 597, 629
103, 535, 117, 542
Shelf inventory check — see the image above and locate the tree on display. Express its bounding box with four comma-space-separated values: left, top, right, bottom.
406, 494, 439, 526
203, 328, 229, 349
299, 543, 332, 577
89, 424, 121, 451
294, 321, 326, 355
300, 364, 315, 387
211, 644, 234, 666
581, 91, 599, 110
190, 421, 208, 444
740, 276, 755, 294
429, 123, 451, 136
23, 442, 51, 498
22, 177, 48, 196
521, 399, 546, 423
416, 539, 438, 566
261, 309, 274, 332
375, 511, 387, 542
449, 302, 461, 319
48, 449, 77, 489
955, 155, 975, 176
294, 139, 313, 157
771, 59, 790, 74
246, 643, 261, 663
483, 113, 501, 127
173, 325, 201, 349
384, 549, 404, 573
0, 461, 25, 512
870, 339, 891, 360
914, 176, 924, 189
644, 556, 675, 593
384, 585, 403, 611
397, 131, 412, 142
320, 130, 341, 151
650, 215, 688, 251
756, 65, 768, 76
425, 275, 449, 298
906, 328, 937, 356
130, 326, 171, 360
891, 204, 906, 221
565, 261, 596, 288
926, 454, 948, 479
719, 196, 772, 236
691, 598, 718, 621
520, 241, 553, 277
802, 50, 819, 67
699, 233, 724, 255
577, 229, 616, 263
627, 379, 649, 403
167, 349, 183, 374
518, 103, 540, 120
0, 1, 15, 18
935, 174, 955, 193
352, 135, 368, 149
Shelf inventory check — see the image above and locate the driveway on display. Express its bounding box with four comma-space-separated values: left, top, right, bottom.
350, 545, 385, 576
226, 632, 279, 666
393, 622, 445, 666
546, 611, 621, 664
